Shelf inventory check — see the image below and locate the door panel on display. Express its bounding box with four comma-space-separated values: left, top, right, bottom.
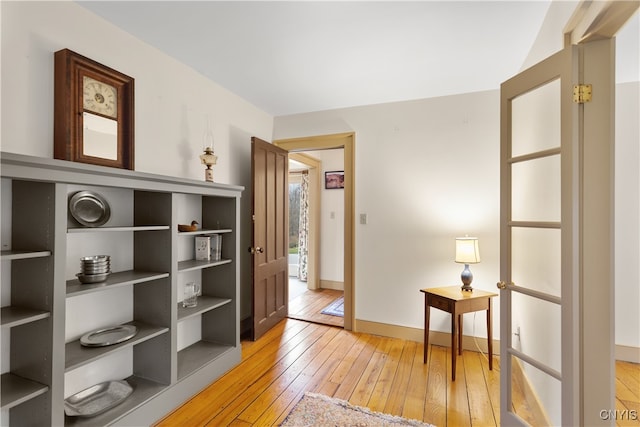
251, 137, 288, 340
500, 46, 574, 426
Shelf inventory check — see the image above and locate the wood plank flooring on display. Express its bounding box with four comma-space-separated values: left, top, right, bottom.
287, 288, 344, 327
617, 360, 640, 427
156, 319, 639, 426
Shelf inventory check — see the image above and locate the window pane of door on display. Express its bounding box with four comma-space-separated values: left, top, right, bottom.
512, 227, 561, 298
511, 292, 561, 373
511, 79, 561, 157
510, 355, 561, 426
512, 155, 561, 222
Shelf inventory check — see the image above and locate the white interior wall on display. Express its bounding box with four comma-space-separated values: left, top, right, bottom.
274, 91, 502, 337
0, 1, 274, 326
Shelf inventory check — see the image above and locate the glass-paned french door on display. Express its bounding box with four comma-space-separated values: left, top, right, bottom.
499, 45, 578, 426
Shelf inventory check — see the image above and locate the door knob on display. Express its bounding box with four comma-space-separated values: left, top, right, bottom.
497, 281, 515, 289
248, 246, 264, 254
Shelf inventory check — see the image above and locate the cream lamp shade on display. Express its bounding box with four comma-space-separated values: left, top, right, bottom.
455, 237, 480, 264
455, 237, 480, 291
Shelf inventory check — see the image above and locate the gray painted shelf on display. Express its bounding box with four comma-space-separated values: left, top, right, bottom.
0, 250, 51, 261
1, 306, 50, 328
1, 152, 242, 426
0, 373, 48, 410
67, 225, 170, 233
177, 341, 234, 380
65, 321, 170, 371
64, 376, 166, 426
177, 228, 232, 236
177, 296, 232, 321
177, 258, 232, 272
66, 270, 170, 297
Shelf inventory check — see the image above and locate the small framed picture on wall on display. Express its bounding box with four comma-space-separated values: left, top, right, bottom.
325, 171, 344, 189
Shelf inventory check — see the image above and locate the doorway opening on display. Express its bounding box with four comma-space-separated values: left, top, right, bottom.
286, 151, 344, 328
274, 132, 355, 330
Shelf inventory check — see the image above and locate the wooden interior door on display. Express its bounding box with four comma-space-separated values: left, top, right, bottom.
251, 137, 288, 340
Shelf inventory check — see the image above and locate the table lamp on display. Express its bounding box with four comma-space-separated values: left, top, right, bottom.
455, 236, 480, 292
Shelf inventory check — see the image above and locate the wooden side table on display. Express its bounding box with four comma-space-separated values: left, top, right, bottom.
421, 286, 497, 381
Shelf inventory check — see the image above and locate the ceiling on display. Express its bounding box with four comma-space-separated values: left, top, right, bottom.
78, 1, 553, 116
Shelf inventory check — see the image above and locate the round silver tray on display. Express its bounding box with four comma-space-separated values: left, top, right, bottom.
69, 191, 111, 227
80, 325, 137, 347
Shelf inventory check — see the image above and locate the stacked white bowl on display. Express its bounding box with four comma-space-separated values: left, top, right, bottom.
77, 255, 111, 284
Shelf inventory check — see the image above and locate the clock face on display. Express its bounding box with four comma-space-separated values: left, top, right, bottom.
83, 76, 117, 119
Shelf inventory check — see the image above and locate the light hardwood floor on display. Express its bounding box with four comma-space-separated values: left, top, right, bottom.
156, 318, 639, 426
287, 288, 344, 328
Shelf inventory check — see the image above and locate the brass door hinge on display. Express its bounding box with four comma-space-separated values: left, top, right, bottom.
573, 84, 592, 103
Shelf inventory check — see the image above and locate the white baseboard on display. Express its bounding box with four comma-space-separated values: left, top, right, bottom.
320, 280, 343, 291
616, 344, 640, 363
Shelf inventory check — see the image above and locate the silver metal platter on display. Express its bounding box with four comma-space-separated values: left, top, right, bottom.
64, 380, 133, 417
80, 325, 137, 347
69, 191, 111, 227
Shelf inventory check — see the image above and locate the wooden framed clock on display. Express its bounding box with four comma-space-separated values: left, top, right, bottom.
54, 49, 134, 170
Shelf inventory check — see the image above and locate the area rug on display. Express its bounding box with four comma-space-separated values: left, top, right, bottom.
281, 392, 434, 426
320, 296, 344, 317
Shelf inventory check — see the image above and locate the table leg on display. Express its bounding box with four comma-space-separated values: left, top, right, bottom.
487, 298, 493, 370
424, 295, 430, 364
451, 309, 457, 381
458, 313, 463, 355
